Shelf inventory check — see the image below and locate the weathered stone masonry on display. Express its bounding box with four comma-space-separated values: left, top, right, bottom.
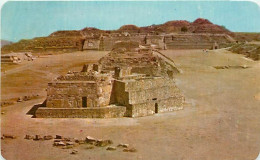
35, 43, 185, 118
111, 75, 184, 117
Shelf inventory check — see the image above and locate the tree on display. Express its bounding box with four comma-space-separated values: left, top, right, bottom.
221, 25, 227, 30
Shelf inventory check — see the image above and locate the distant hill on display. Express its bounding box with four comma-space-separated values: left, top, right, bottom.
1, 40, 13, 47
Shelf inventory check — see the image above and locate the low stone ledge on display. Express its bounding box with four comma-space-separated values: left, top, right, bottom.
35, 106, 126, 118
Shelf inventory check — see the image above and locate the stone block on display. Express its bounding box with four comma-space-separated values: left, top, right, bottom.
55, 135, 63, 139
2, 134, 16, 139
44, 135, 53, 140
85, 136, 97, 144
95, 139, 113, 147
33, 135, 43, 141
24, 135, 33, 140
117, 143, 129, 148
123, 147, 137, 152
106, 146, 117, 151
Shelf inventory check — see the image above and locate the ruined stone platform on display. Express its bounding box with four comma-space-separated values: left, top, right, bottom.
33, 41, 185, 118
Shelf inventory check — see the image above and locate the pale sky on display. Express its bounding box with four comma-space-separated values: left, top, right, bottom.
1, 1, 260, 42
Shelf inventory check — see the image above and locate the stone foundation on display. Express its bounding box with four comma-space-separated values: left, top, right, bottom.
111, 76, 185, 117
35, 105, 126, 118
126, 96, 184, 117
1, 55, 21, 64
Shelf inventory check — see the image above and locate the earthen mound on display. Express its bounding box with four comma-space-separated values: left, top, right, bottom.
81, 27, 105, 34
190, 18, 231, 34
192, 18, 213, 25
119, 25, 140, 32
49, 30, 82, 37
163, 20, 190, 27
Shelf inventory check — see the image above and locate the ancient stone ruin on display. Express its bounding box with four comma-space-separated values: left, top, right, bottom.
1, 53, 35, 64
1, 55, 21, 64
35, 42, 184, 118
1, 18, 235, 54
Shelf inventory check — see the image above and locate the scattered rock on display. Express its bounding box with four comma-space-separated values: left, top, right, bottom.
55, 135, 63, 139
214, 65, 250, 70
85, 136, 97, 144
3, 134, 16, 139
23, 96, 31, 101
58, 142, 66, 146
17, 98, 23, 102
44, 135, 53, 140
95, 139, 113, 147
54, 139, 62, 142
25, 135, 33, 140
117, 143, 129, 148
71, 149, 78, 154
75, 139, 85, 144
241, 65, 249, 69
66, 141, 75, 146
23, 134, 132, 153
214, 66, 228, 69
106, 146, 116, 151
54, 141, 66, 146
33, 135, 43, 141
1, 112, 5, 115
123, 147, 137, 152
0, 101, 15, 107
62, 145, 74, 149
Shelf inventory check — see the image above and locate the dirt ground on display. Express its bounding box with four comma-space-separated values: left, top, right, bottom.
1, 49, 260, 160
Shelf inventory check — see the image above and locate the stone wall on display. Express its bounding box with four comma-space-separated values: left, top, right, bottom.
112, 77, 184, 117
2, 32, 235, 53
101, 36, 145, 51
166, 42, 215, 49
110, 80, 129, 106
46, 77, 113, 108
146, 35, 165, 49
35, 106, 126, 118
1, 36, 84, 53
46, 81, 97, 108
1, 55, 21, 64
128, 96, 184, 117
83, 39, 100, 50
164, 34, 232, 49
